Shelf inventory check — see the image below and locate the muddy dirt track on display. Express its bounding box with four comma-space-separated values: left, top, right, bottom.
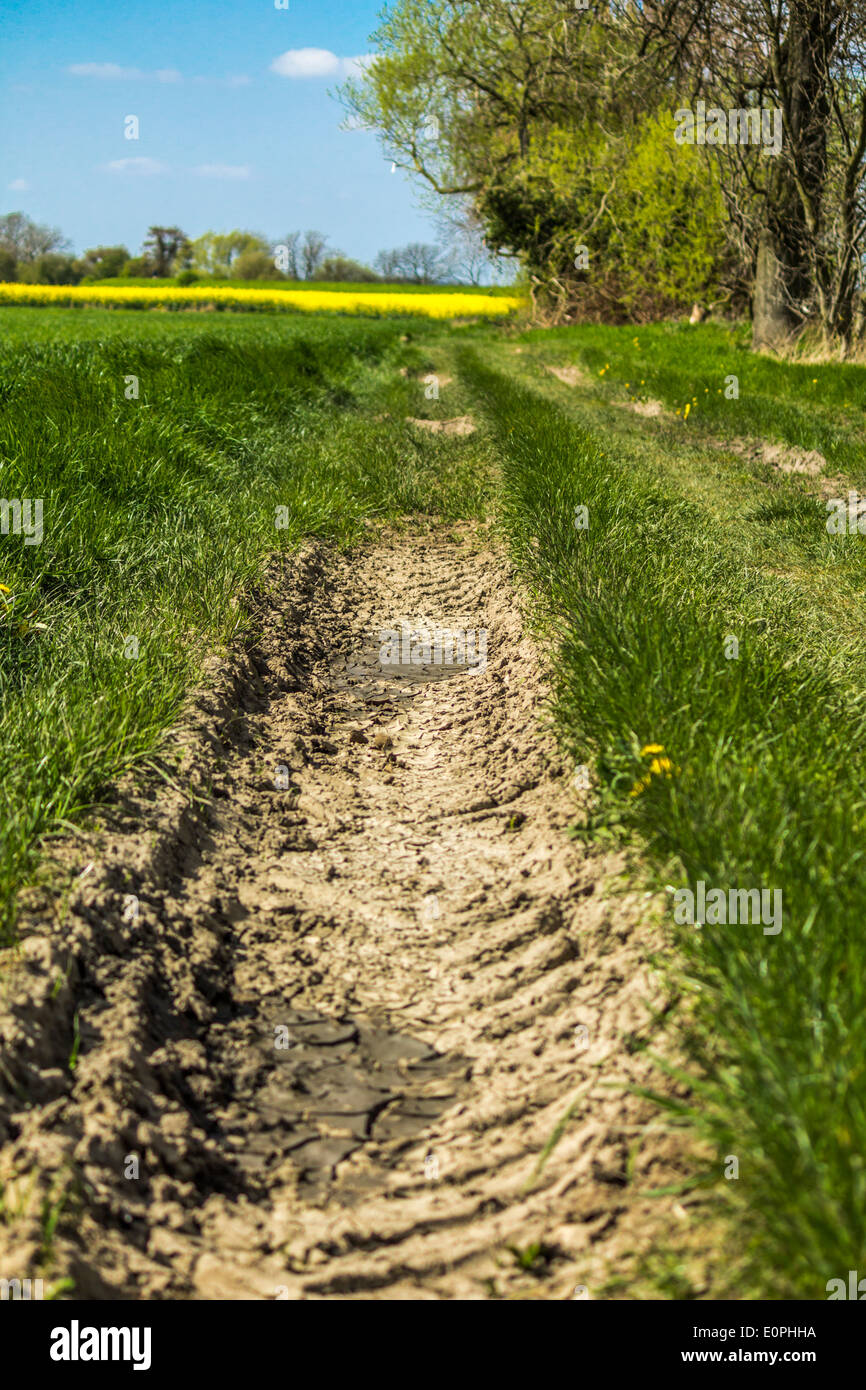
0, 528, 690, 1299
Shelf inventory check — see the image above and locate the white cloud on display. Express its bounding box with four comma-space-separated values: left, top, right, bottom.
270, 49, 374, 80
68, 63, 182, 82
7, 178, 31, 191
193, 163, 251, 180
69, 62, 139, 79
103, 157, 168, 175
271, 48, 340, 78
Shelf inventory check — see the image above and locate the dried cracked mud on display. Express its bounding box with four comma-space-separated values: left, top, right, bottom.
0, 528, 692, 1300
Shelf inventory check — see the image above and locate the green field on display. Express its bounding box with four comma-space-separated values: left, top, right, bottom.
0, 308, 493, 942
2, 305, 866, 1298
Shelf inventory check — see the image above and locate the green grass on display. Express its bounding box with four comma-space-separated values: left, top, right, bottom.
0, 306, 435, 345
6, 305, 866, 1300
0, 310, 492, 942
458, 338, 866, 1299
495, 324, 866, 685
518, 320, 866, 478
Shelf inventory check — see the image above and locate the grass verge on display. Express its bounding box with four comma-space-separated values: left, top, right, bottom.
459, 345, 866, 1299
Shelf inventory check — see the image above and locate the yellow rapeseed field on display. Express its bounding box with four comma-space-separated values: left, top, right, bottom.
0, 282, 522, 319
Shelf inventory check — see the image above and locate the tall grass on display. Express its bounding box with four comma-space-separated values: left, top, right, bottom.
460, 347, 866, 1298
0, 314, 490, 940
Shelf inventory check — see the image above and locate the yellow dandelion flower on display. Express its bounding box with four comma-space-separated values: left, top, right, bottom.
630, 742, 680, 796
648, 756, 675, 777
684, 403, 691, 419
0, 584, 11, 595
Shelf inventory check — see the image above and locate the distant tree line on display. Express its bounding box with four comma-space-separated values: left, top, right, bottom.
0, 213, 499, 287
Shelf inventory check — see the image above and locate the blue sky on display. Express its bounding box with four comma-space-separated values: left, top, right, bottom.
0, 0, 435, 263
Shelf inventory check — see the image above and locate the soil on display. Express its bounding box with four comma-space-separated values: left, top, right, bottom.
621, 399, 667, 418
715, 436, 828, 477
0, 528, 692, 1300
544, 365, 589, 388
405, 416, 476, 436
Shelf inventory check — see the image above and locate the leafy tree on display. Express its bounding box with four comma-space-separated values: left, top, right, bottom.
373, 248, 403, 280
401, 242, 444, 282
301, 230, 329, 279
474, 110, 729, 320
606, 112, 729, 319
342, 3, 741, 317
77, 245, 129, 280
312, 255, 379, 282
342, 1, 710, 312
233, 248, 283, 280
0, 211, 68, 262
274, 232, 301, 279
346, 0, 866, 346
634, 0, 866, 348
190, 230, 269, 277
142, 225, 191, 277
17, 253, 81, 285
121, 256, 154, 278
374, 242, 444, 283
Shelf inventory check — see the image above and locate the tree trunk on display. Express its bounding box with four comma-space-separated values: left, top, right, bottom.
752, 228, 801, 349
751, 1, 836, 350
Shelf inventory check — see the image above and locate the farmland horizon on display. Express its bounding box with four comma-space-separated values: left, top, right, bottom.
1, 0, 449, 269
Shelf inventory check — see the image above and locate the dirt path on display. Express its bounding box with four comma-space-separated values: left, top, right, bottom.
0, 529, 689, 1300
